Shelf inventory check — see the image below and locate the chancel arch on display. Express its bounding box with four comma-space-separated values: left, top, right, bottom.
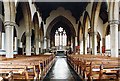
45, 7, 77, 37
46, 16, 76, 53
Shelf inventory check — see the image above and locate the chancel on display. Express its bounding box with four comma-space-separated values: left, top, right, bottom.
0, 0, 120, 81
55, 27, 67, 56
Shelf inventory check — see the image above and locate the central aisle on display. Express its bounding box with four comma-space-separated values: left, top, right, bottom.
43, 56, 81, 81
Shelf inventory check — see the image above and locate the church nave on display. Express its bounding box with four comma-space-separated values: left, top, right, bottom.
43, 56, 81, 81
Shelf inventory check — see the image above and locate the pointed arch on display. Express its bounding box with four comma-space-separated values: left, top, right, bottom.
82, 11, 91, 54
46, 16, 76, 38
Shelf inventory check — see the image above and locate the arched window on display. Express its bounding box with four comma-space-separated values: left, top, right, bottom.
55, 30, 59, 46
63, 30, 67, 46
55, 27, 67, 48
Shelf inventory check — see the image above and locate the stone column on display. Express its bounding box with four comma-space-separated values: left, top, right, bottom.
41, 41, 43, 53
35, 31, 39, 55
4, 2, 15, 58
43, 37, 47, 52
90, 35, 92, 48
2, 32, 5, 50
25, 16, 31, 56
5, 21, 14, 58
92, 2, 101, 55
89, 34, 92, 54
71, 38, 73, 52
48, 39, 50, 49
35, 38, 39, 55
85, 38, 88, 54
92, 32, 97, 55
75, 36, 78, 53
100, 40, 102, 54
83, 35, 88, 54
110, 22, 118, 57
26, 32, 31, 56
34, 21, 39, 55
87, 34, 90, 48
80, 41, 83, 54
75, 36, 78, 46
109, 1, 119, 57
39, 42, 41, 48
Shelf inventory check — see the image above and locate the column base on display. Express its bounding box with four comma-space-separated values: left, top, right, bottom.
6, 53, 14, 58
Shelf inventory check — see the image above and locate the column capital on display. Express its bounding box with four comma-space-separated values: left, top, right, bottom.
108, 20, 120, 25
4, 21, 16, 27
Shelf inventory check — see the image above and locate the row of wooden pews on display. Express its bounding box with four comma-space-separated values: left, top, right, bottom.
0, 54, 55, 81
67, 54, 120, 81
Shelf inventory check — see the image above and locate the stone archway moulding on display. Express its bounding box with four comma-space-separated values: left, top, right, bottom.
45, 7, 77, 37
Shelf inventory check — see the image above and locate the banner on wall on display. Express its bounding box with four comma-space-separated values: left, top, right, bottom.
76, 46, 80, 53
102, 46, 105, 53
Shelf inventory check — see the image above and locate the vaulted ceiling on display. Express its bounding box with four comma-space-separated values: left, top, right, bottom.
34, 2, 88, 23
99, 2, 108, 24
34, 2, 108, 24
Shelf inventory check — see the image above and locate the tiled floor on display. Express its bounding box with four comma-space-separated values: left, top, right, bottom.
43, 56, 81, 81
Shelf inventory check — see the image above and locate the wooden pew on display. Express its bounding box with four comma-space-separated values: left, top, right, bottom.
67, 54, 120, 81
0, 54, 55, 81
0, 65, 27, 81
